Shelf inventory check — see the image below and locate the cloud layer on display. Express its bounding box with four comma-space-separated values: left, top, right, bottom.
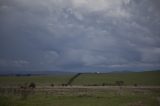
0, 0, 160, 72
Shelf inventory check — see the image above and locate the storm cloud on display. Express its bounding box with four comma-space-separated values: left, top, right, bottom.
0, 0, 160, 72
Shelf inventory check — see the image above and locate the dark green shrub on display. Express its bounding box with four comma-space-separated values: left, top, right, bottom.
51, 83, 54, 87
134, 83, 138, 87
29, 82, 36, 89
115, 81, 124, 86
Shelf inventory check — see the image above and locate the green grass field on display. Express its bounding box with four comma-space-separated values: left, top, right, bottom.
73, 71, 160, 86
0, 75, 71, 86
0, 71, 160, 106
0, 71, 160, 86
0, 87, 160, 106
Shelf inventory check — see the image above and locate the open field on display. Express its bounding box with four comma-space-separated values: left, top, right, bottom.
0, 86, 160, 106
0, 71, 160, 106
73, 71, 160, 86
0, 75, 71, 87
0, 71, 160, 86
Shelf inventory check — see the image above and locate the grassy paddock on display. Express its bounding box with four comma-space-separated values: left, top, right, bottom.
0, 87, 160, 106
73, 71, 160, 86
0, 71, 160, 106
0, 75, 71, 86
1, 71, 160, 87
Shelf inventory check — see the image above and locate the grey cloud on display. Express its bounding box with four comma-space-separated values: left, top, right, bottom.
0, 0, 160, 72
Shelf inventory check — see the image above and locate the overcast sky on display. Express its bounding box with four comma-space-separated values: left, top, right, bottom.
0, 0, 160, 72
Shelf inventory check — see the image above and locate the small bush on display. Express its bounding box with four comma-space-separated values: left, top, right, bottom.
115, 81, 124, 86
134, 83, 138, 87
102, 83, 107, 86
51, 83, 54, 87
92, 84, 99, 86
29, 82, 36, 89
62, 83, 67, 86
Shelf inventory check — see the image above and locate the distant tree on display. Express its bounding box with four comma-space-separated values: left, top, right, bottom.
115, 81, 124, 86
134, 83, 138, 87
93, 84, 98, 86
102, 83, 105, 86
29, 82, 36, 89
51, 83, 54, 87
62, 83, 67, 86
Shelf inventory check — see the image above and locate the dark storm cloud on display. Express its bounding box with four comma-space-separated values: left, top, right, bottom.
0, 0, 160, 72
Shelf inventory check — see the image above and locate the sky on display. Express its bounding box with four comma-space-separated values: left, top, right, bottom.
0, 0, 160, 72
